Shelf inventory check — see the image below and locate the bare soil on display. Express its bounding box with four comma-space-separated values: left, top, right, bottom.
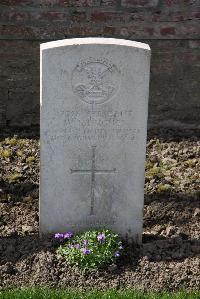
0, 128, 199, 292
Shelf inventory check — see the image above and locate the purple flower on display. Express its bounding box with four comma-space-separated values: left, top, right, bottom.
97, 233, 105, 244
81, 248, 91, 254
114, 251, 120, 257
75, 244, 80, 249
83, 239, 88, 246
54, 233, 64, 239
63, 232, 73, 239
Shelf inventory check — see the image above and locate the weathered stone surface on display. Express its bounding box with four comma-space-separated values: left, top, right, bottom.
40, 38, 150, 242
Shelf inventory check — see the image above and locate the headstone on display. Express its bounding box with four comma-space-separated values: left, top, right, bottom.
40, 38, 151, 243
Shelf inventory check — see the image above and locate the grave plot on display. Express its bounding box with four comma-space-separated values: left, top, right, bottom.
0, 129, 199, 291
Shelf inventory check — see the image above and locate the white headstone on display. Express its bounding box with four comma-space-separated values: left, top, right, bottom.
40, 38, 150, 243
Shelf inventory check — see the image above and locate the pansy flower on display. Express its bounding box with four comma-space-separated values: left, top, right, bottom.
97, 233, 105, 244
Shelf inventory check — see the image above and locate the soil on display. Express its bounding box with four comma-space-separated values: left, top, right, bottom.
0, 128, 199, 292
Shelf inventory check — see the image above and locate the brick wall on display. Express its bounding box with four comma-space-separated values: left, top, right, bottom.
0, 0, 199, 128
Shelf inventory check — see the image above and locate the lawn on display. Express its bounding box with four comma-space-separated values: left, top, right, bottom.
0, 288, 199, 299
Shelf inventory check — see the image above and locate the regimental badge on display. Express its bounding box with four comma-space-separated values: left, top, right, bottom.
72, 58, 120, 105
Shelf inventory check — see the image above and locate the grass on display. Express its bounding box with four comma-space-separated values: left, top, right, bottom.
0, 288, 199, 299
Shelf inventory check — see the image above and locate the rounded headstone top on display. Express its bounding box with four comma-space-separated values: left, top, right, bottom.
40, 37, 150, 51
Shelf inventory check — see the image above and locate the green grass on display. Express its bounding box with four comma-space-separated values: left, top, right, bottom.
0, 288, 199, 299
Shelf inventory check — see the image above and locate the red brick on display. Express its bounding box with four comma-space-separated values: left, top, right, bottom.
91, 11, 108, 22
145, 27, 154, 36
192, 12, 200, 19
121, 0, 159, 8
171, 14, 185, 22
0, 24, 35, 38
0, 11, 30, 22
160, 27, 175, 35
102, 26, 116, 35
165, 0, 174, 6
37, 11, 68, 21
188, 0, 199, 5
0, 0, 100, 7
56, 0, 100, 7
151, 11, 199, 22
0, 2, 199, 40
160, 0, 200, 9
185, 24, 200, 36
128, 12, 144, 21
151, 11, 161, 22
100, 0, 117, 5
115, 25, 139, 38
119, 27, 129, 37
91, 11, 125, 22
0, 0, 33, 5
71, 10, 86, 22
189, 40, 200, 49
0, 10, 69, 23
183, 53, 200, 64
65, 25, 101, 36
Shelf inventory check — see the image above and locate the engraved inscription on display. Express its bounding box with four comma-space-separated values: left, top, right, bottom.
72, 58, 120, 104
45, 109, 138, 143
70, 146, 116, 216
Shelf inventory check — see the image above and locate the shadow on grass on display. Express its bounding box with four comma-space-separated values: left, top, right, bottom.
0, 126, 40, 141
0, 179, 38, 201
0, 233, 56, 264
146, 128, 200, 142
144, 191, 200, 227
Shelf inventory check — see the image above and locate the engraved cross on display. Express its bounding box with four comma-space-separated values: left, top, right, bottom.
70, 146, 116, 216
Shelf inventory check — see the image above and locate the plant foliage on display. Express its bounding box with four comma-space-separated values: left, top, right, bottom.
55, 229, 123, 272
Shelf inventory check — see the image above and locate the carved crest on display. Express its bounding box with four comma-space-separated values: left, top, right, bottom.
72, 58, 120, 104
